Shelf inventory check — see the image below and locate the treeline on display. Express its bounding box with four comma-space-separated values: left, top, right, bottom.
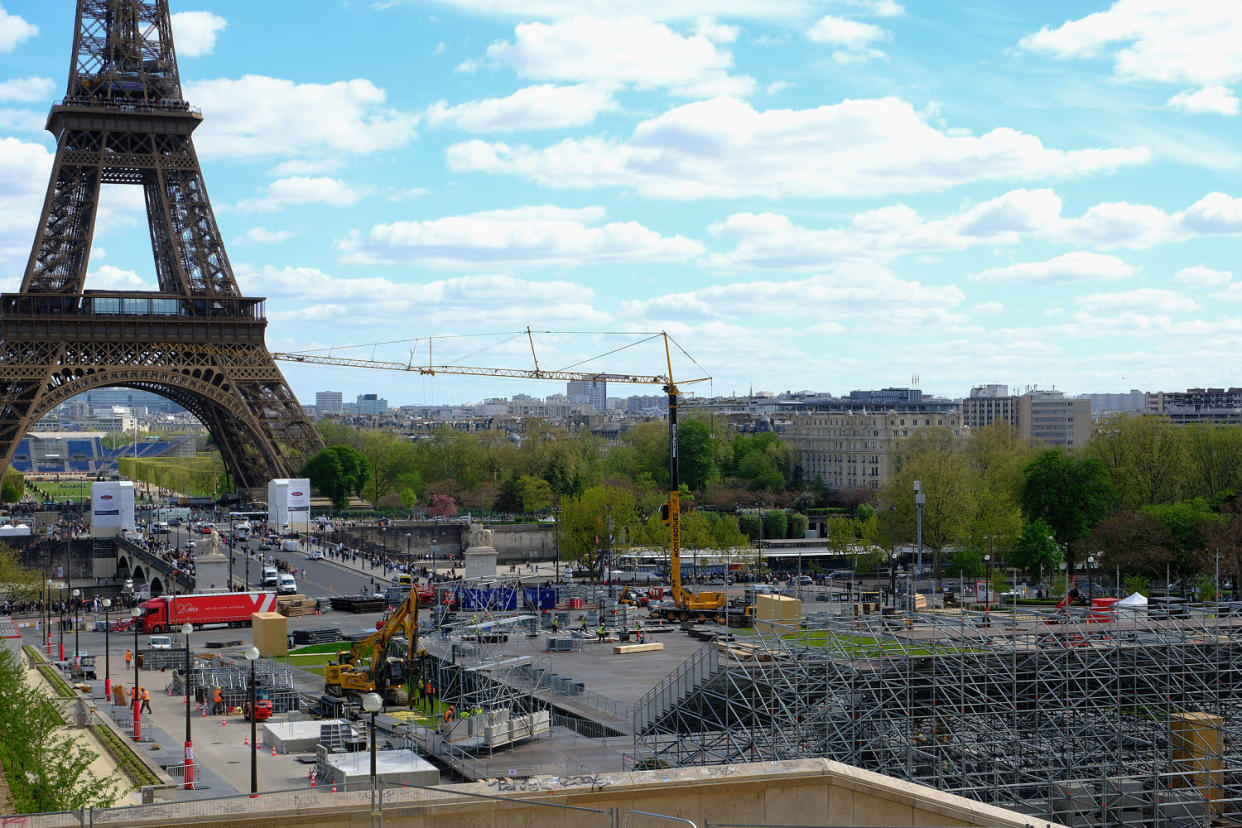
309, 419, 796, 515
878, 416, 1242, 595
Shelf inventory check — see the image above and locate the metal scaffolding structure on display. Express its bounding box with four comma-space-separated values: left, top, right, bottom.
632, 606, 1242, 828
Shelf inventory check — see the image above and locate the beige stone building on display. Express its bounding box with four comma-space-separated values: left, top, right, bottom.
784, 409, 965, 490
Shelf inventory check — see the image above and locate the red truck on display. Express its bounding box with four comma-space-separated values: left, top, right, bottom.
137, 591, 278, 633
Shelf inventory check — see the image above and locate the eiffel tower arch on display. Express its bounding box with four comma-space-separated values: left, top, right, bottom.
0, 0, 323, 493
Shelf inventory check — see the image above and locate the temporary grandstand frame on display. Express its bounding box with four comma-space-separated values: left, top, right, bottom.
632, 605, 1242, 828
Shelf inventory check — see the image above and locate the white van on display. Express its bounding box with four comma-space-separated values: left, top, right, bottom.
262, 566, 279, 590
277, 573, 298, 595
281, 538, 300, 553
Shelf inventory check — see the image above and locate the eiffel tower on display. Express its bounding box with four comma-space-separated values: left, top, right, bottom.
0, 0, 323, 495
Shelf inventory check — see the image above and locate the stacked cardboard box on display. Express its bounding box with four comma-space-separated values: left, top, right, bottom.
277, 594, 318, 617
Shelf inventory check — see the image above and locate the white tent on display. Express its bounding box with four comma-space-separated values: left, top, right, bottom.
1116, 591, 1147, 619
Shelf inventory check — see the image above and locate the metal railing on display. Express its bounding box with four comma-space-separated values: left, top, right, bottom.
632, 642, 719, 733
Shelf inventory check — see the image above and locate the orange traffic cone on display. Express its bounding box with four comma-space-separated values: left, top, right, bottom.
244, 734, 249, 746
221, 718, 227, 726
271, 745, 277, 757
331, 783, 337, 793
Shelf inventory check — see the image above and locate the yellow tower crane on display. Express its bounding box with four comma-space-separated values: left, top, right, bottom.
274, 330, 747, 625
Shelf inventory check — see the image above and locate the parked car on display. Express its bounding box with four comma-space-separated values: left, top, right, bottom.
308, 549, 324, 560
148, 635, 172, 650
826, 571, 854, 581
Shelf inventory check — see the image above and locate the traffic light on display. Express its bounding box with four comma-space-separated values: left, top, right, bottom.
660, 503, 671, 525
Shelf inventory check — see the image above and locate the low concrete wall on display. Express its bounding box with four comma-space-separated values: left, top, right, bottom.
77, 757, 1066, 827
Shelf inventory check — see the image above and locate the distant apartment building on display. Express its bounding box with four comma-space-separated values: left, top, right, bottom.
961, 386, 1090, 448
963, 385, 1018, 430
1019, 391, 1091, 447
1081, 390, 1145, 417
316, 391, 343, 415
1145, 388, 1242, 425
784, 409, 965, 490
355, 394, 388, 415
567, 379, 607, 414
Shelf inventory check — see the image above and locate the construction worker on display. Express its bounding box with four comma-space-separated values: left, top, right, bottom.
597, 623, 607, 643
124, 649, 132, 669
550, 615, 559, 633
425, 680, 435, 712
417, 678, 425, 706
580, 615, 588, 633
140, 687, 151, 714
213, 686, 223, 715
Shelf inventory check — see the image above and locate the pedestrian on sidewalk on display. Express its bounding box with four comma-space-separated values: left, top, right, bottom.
124, 649, 132, 670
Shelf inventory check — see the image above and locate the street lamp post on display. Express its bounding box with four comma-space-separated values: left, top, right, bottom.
182, 622, 194, 789
245, 646, 259, 796
913, 481, 925, 594
57, 584, 65, 662
102, 598, 113, 698
983, 554, 992, 609
362, 692, 383, 805
44, 578, 53, 655
130, 606, 142, 741
71, 588, 81, 670
1086, 556, 1095, 603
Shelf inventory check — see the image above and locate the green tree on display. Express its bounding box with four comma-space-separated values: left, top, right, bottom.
763, 509, 787, 541
1141, 499, 1224, 584
1020, 449, 1115, 564
1089, 414, 1189, 509
826, 515, 857, 556
1185, 424, 1242, 501
516, 474, 556, 513
559, 485, 637, 579
301, 445, 369, 509
946, 547, 985, 578
1, 468, 24, 503
677, 419, 717, 491
0, 543, 39, 604
0, 649, 116, 812
788, 513, 809, 539
1009, 519, 1062, 574
884, 426, 976, 587
738, 512, 762, 541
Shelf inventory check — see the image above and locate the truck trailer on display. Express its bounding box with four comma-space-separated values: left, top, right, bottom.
137, 591, 278, 633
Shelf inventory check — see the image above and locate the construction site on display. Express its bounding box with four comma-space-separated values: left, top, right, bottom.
620, 605, 1242, 828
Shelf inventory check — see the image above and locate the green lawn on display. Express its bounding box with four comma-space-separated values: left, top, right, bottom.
28, 480, 92, 503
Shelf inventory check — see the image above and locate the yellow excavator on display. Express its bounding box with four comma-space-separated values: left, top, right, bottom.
324, 588, 421, 704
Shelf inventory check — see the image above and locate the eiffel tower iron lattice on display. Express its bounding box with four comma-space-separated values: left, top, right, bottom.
0, 0, 323, 493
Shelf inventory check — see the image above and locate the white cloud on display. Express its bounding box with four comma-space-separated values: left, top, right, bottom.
421, 1, 854, 21
483, 17, 756, 97
807, 15, 889, 63
0, 5, 36, 52
838, 0, 904, 16
185, 75, 419, 163
338, 204, 704, 269
1021, 2, 1242, 89
1074, 288, 1198, 314
426, 84, 615, 132
969, 252, 1136, 285
247, 266, 610, 328
694, 17, 740, 43
236, 227, 296, 245
0, 138, 54, 269
171, 11, 226, 58
0, 76, 53, 103
1175, 266, 1232, 287
86, 265, 157, 291
708, 189, 1242, 271
766, 80, 791, 94
234, 177, 365, 213
623, 265, 965, 325
0, 108, 45, 132
448, 97, 1149, 199
1166, 86, 1240, 116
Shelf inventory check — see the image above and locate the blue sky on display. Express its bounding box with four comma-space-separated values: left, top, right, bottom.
1, 1, 1240, 406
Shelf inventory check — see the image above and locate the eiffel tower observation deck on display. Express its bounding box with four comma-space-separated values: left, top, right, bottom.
0, 0, 322, 495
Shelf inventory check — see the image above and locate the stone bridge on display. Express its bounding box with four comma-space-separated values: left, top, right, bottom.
115, 537, 193, 597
